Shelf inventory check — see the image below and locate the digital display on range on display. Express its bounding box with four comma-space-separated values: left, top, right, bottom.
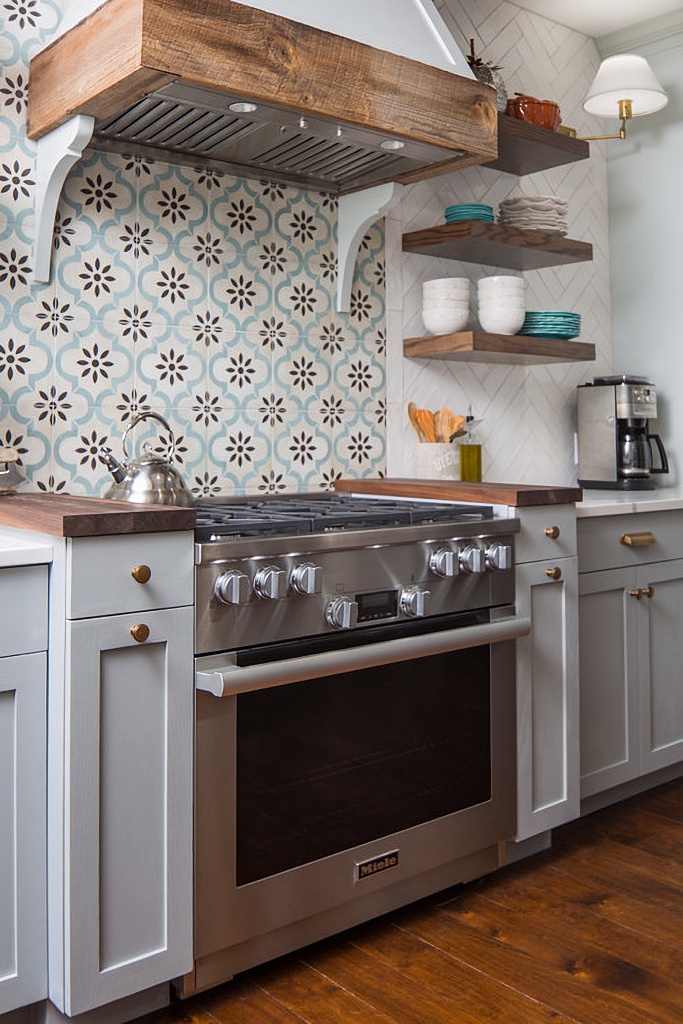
356, 590, 398, 622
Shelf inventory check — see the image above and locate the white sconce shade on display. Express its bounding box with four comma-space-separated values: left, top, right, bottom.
583, 54, 668, 118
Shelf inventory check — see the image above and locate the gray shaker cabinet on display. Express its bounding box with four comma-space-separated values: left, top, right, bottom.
514, 506, 580, 841
46, 532, 194, 1018
578, 512, 683, 800
0, 564, 49, 1015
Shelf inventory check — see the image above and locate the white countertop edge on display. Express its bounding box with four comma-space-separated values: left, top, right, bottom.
0, 531, 53, 567
577, 487, 683, 517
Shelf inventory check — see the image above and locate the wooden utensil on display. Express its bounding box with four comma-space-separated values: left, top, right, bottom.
407, 402, 424, 442
434, 408, 451, 443
416, 408, 437, 443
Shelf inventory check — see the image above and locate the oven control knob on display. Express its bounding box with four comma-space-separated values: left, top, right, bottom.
400, 587, 430, 618
214, 570, 251, 606
429, 547, 458, 578
290, 562, 323, 596
486, 542, 513, 572
326, 596, 358, 631
459, 544, 486, 575
253, 565, 288, 600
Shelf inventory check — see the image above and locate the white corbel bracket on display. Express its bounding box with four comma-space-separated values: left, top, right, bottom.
33, 114, 95, 283
336, 181, 403, 313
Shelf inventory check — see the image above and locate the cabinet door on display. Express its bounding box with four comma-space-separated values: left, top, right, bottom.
579, 567, 639, 797
56, 606, 193, 1017
515, 557, 579, 840
0, 652, 47, 1014
638, 559, 683, 774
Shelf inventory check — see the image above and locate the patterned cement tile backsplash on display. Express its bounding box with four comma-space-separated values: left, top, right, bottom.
0, 0, 386, 497
1, 0, 611, 497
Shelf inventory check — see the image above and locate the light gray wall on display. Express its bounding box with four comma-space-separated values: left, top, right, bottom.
604, 20, 683, 484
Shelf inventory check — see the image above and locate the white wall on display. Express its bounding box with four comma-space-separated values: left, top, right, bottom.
605, 19, 683, 484
385, 0, 612, 486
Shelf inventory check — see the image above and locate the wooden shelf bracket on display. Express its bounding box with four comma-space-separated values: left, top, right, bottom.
337, 182, 403, 312
33, 114, 94, 283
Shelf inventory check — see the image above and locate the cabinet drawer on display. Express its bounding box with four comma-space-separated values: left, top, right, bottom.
578, 511, 683, 572
515, 505, 577, 564
0, 565, 48, 657
66, 532, 194, 619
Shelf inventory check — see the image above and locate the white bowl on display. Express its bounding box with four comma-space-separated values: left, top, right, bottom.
477, 276, 525, 289
478, 286, 525, 298
421, 307, 469, 335
478, 300, 526, 312
423, 277, 469, 290
478, 308, 526, 335
422, 297, 470, 310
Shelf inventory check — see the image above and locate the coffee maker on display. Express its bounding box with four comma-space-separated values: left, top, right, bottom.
577, 375, 669, 490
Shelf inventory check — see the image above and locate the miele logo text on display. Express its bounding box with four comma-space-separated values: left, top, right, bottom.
356, 851, 399, 880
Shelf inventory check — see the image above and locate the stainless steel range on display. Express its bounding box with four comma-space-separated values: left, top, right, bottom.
187, 493, 529, 996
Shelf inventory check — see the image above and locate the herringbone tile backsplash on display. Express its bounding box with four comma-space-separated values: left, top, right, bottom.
387, 0, 612, 486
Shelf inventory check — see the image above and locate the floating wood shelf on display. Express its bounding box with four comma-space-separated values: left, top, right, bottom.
403, 221, 593, 270
486, 114, 590, 176
404, 330, 596, 365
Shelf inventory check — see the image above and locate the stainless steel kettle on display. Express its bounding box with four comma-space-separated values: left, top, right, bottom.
99, 411, 194, 506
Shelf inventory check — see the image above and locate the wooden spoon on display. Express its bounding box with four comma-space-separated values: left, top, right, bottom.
407, 402, 424, 442
434, 408, 450, 443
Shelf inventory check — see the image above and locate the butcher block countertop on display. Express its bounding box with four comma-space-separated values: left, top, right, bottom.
0, 493, 195, 537
335, 478, 583, 507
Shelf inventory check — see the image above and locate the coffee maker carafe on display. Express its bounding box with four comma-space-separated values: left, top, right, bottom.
577, 375, 669, 490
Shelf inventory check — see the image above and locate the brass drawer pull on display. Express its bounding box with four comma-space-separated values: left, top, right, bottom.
546, 567, 562, 581
131, 564, 152, 584
620, 532, 656, 547
629, 587, 655, 600
544, 526, 561, 540
130, 623, 150, 643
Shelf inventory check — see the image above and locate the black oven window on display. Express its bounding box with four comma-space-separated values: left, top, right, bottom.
236, 648, 491, 886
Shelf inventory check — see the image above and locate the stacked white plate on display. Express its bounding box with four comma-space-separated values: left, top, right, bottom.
498, 195, 568, 235
422, 277, 470, 335
477, 275, 525, 335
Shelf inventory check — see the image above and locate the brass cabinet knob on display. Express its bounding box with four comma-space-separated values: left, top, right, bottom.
544, 526, 561, 540
628, 587, 655, 600
642, 586, 655, 599
130, 623, 150, 643
546, 567, 562, 581
131, 564, 152, 584
620, 532, 656, 547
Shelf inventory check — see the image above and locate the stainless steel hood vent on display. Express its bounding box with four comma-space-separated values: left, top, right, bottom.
94, 82, 464, 191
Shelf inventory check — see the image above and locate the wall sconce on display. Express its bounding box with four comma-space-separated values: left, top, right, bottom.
581, 54, 667, 141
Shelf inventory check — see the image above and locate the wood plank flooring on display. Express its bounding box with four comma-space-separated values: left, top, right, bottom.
150, 779, 683, 1024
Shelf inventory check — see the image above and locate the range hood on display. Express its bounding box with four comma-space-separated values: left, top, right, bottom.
27, 0, 497, 288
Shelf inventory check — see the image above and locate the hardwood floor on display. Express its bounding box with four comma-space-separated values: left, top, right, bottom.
152, 779, 683, 1023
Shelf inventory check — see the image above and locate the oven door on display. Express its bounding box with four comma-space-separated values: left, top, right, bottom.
193, 612, 529, 990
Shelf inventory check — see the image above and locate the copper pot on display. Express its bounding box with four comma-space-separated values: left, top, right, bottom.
505, 93, 561, 131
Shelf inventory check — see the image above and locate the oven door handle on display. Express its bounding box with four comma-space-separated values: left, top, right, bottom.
195, 614, 531, 697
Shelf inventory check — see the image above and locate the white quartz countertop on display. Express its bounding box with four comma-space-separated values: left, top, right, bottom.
577, 486, 683, 518
0, 530, 53, 567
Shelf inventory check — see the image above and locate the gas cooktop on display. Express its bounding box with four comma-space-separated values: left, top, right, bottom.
193, 494, 495, 543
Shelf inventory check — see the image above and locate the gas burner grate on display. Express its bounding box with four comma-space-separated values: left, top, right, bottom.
194, 495, 496, 541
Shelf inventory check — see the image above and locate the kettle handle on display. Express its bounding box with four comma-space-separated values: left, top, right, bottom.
648, 432, 670, 474
122, 411, 176, 462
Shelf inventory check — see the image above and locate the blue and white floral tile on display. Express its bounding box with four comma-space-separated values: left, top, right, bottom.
0, 400, 52, 483
208, 261, 271, 333
60, 151, 137, 237
54, 318, 136, 407
272, 408, 333, 492
206, 406, 273, 495
136, 331, 206, 407
329, 403, 386, 479
272, 332, 333, 404
208, 329, 272, 402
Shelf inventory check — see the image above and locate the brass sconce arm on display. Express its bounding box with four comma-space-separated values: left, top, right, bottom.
580, 99, 632, 141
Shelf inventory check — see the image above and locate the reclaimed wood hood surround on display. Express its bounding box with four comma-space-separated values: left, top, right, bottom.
27, 0, 497, 190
